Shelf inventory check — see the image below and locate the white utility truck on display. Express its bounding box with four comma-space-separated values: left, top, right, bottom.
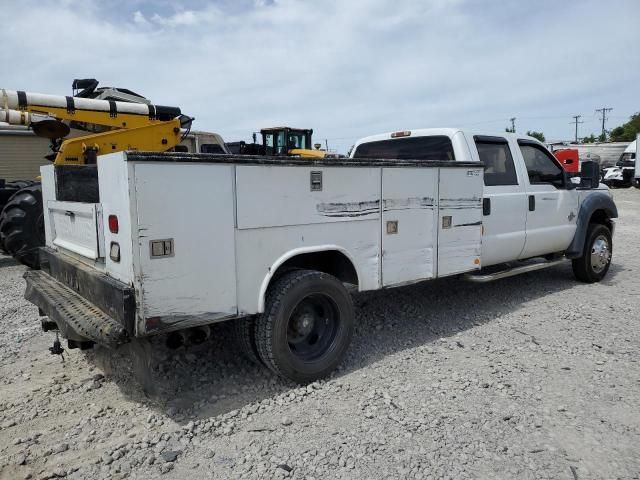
24, 128, 617, 383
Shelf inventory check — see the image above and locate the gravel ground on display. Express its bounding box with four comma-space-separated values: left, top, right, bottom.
1, 188, 639, 480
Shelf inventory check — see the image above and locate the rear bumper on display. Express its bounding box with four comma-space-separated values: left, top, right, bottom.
23, 247, 135, 347
25, 270, 129, 347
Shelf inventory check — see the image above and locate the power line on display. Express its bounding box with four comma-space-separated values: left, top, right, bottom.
595, 107, 613, 137
570, 115, 584, 142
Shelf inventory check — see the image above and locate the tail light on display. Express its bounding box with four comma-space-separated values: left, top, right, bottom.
108, 215, 119, 234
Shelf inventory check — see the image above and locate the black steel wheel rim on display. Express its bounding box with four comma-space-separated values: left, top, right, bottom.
287, 293, 340, 362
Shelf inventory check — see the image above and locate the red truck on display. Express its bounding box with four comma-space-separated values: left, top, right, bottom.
553, 148, 580, 173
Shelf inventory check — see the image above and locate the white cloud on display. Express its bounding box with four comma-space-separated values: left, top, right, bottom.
133, 10, 149, 25
151, 10, 201, 26
0, 0, 638, 150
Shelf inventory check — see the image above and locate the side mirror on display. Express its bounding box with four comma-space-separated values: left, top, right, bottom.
579, 161, 600, 189
564, 171, 578, 190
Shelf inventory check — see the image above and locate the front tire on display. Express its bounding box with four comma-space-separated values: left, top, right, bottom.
572, 223, 612, 283
0, 184, 45, 268
255, 269, 354, 383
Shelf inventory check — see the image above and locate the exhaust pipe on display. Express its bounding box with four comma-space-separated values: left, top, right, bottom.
188, 326, 210, 345
166, 326, 211, 349
166, 331, 187, 349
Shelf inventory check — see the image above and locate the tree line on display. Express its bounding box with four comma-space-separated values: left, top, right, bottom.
505, 112, 639, 144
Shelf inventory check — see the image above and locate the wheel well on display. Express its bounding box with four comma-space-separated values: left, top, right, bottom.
275, 250, 359, 287
589, 209, 613, 230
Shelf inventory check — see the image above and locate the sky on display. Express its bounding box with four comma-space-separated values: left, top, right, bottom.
0, 0, 638, 153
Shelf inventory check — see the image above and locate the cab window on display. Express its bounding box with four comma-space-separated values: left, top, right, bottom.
275, 131, 287, 155
200, 143, 225, 154
352, 136, 455, 160
288, 133, 307, 150
474, 137, 518, 186
264, 133, 275, 155
264, 133, 287, 155
518, 143, 564, 188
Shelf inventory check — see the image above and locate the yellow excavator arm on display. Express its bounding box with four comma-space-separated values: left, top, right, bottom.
1, 88, 188, 165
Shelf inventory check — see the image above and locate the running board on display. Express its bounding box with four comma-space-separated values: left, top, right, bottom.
463, 258, 567, 283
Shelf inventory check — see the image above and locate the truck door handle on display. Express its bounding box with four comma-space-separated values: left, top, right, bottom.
528, 195, 535, 211
482, 198, 491, 216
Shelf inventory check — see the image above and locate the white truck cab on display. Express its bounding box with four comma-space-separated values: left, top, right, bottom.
23, 129, 617, 386
603, 138, 637, 188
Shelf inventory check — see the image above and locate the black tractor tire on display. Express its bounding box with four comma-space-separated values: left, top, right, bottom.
1, 180, 34, 214
255, 269, 354, 384
1, 190, 18, 253
0, 184, 45, 268
231, 317, 262, 365
572, 223, 612, 283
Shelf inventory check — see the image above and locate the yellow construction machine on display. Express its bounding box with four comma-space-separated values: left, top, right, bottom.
0, 79, 330, 268
0, 79, 194, 267
229, 126, 333, 159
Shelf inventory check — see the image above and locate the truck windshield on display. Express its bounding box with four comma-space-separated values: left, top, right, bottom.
353, 136, 455, 160
617, 152, 635, 167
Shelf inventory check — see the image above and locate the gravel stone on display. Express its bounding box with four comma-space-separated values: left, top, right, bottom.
160, 450, 181, 463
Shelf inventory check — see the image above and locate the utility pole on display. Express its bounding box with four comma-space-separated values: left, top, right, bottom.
509, 117, 516, 133
570, 115, 583, 142
325, 139, 329, 151
595, 107, 613, 138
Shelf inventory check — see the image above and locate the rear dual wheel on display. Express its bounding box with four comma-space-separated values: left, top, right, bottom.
234, 270, 354, 383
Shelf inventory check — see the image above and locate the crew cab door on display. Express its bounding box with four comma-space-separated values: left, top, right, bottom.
473, 136, 528, 267
515, 140, 578, 259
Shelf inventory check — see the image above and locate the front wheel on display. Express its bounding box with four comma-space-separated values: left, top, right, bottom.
255, 269, 354, 383
572, 223, 612, 283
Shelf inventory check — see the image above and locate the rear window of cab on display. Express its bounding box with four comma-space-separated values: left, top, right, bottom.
352, 135, 455, 161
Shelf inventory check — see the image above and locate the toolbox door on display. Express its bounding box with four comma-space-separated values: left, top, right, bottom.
48, 201, 102, 260
132, 162, 237, 334
437, 167, 483, 277
381, 168, 438, 286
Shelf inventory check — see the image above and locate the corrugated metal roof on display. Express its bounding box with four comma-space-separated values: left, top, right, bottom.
0, 134, 50, 181
568, 142, 629, 168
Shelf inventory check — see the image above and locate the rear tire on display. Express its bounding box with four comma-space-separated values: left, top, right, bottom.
231, 317, 262, 365
0, 184, 45, 268
255, 269, 354, 383
572, 223, 612, 283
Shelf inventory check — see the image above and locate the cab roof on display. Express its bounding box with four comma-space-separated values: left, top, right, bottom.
353, 128, 543, 151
